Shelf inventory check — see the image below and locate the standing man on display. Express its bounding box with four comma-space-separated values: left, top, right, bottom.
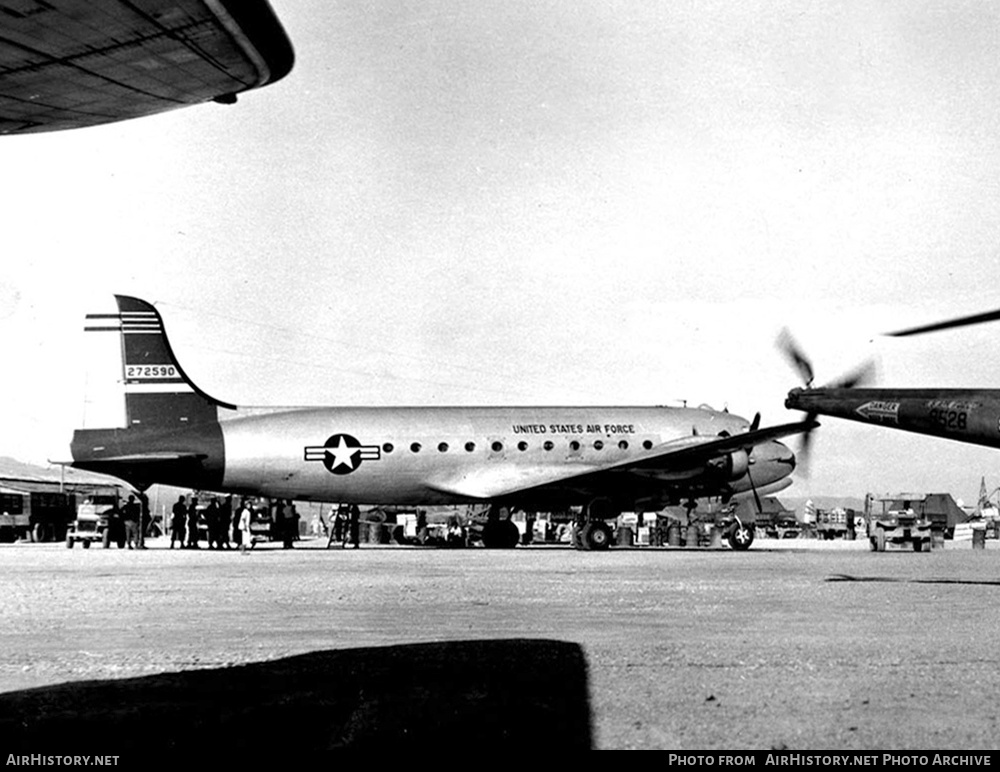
204, 498, 220, 549
186, 496, 200, 549
122, 494, 141, 549
220, 495, 233, 549
238, 501, 252, 554
233, 498, 249, 548
170, 495, 187, 549
138, 493, 151, 547
279, 500, 294, 549
333, 506, 347, 543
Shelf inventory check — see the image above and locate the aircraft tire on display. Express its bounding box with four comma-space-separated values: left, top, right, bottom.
875, 529, 886, 552
500, 519, 519, 548
102, 530, 111, 549
65, 535, 73, 549
482, 519, 519, 549
727, 522, 754, 551
82, 540, 91, 549
581, 521, 613, 551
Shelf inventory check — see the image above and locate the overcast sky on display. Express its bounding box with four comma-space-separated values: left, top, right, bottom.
3, 1, 1000, 505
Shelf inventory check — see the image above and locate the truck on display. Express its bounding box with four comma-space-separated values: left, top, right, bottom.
65, 496, 125, 549
864, 494, 933, 552
815, 507, 853, 540
882, 493, 967, 539
0, 488, 77, 542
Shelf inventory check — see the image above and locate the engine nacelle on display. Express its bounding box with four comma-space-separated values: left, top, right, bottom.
705, 448, 750, 480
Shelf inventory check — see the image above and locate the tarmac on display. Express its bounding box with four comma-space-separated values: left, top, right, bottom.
1, 535, 999, 753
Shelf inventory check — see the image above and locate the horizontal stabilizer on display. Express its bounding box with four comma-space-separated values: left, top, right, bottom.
76, 452, 207, 464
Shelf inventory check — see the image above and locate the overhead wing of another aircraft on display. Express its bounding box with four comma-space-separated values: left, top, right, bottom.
0, 0, 294, 135
780, 311, 1000, 453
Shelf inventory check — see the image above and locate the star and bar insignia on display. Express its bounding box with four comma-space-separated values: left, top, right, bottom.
304, 433, 381, 475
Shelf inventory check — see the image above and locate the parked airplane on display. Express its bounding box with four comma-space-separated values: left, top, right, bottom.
63, 295, 815, 550
0, 0, 293, 135
783, 309, 1000, 452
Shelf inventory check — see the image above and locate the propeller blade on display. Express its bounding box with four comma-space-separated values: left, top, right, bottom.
793, 411, 817, 477
747, 466, 763, 514
749, 411, 761, 433
825, 359, 876, 390
777, 328, 815, 387
885, 307, 1000, 338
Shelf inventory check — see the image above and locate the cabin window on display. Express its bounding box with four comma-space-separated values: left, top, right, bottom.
544, 441, 554, 451
437, 442, 449, 452
491, 441, 503, 452
517, 441, 528, 451
594, 440, 604, 450
642, 440, 653, 450
465, 441, 476, 452
618, 440, 628, 450
410, 442, 422, 453
569, 440, 581, 451
382, 443, 394, 453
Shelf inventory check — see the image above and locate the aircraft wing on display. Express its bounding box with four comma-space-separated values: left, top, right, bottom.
0, 0, 294, 135
427, 419, 817, 500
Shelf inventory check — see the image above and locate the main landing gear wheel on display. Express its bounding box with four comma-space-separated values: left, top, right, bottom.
580, 521, 613, 551
482, 519, 520, 549
727, 521, 755, 550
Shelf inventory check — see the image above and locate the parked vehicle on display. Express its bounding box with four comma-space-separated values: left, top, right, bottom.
865, 494, 932, 552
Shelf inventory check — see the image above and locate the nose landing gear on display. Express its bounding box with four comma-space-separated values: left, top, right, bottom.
726, 518, 755, 550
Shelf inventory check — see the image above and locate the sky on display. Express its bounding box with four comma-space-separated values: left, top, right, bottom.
2, 0, 1000, 506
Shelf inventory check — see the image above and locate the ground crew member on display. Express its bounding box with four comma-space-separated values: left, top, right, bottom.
334, 506, 347, 543
238, 502, 252, 554
220, 495, 233, 549
138, 493, 151, 547
186, 496, 200, 549
170, 496, 186, 549
205, 498, 221, 549
122, 494, 140, 549
279, 500, 295, 549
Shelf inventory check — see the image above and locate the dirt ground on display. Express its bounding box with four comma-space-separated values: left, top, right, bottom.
1, 537, 999, 752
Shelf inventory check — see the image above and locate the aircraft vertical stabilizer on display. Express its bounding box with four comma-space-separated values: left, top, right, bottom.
82, 295, 235, 430
70, 297, 232, 490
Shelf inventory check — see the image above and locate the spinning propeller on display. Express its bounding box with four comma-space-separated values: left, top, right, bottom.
777, 328, 876, 473
744, 411, 763, 513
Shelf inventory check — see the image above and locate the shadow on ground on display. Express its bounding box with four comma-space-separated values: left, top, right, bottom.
827, 574, 1000, 586
0, 639, 592, 751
